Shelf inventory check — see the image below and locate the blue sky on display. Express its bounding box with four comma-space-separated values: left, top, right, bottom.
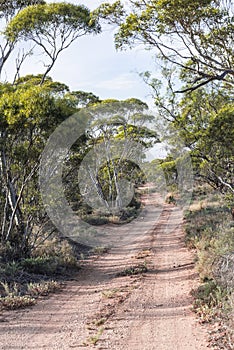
49, 0, 157, 103
1, 0, 168, 158
50, 29, 156, 102
4, 0, 158, 105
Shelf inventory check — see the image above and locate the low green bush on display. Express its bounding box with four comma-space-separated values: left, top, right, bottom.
82, 215, 109, 226
185, 187, 234, 345
20, 256, 58, 275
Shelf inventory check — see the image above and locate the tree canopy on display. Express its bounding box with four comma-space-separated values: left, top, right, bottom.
107, 0, 234, 92
96, 0, 233, 195
5, 2, 101, 83
0, 0, 233, 260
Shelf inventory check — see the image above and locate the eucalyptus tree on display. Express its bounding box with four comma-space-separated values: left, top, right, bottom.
111, 0, 234, 92
5, 2, 101, 83
75, 98, 158, 213
173, 88, 234, 193
0, 1, 102, 258
0, 75, 95, 258
98, 0, 234, 195
147, 76, 234, 194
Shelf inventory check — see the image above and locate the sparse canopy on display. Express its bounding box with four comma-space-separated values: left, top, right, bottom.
6, 2, 99, 41
112, 0, 234, 92
5, 2, 101, 83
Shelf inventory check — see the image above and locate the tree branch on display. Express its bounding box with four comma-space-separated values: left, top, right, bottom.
175, 70, 234, 93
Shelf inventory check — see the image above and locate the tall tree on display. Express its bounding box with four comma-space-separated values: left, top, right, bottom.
102, 0, 234, 196
0, 74, 99, 257
5, 2, 101, 83
148, 76, 234, 194
0, 1, 102, 257
75, 98, 158, 213
174, 88, 234, 193
109, 0, 234, 92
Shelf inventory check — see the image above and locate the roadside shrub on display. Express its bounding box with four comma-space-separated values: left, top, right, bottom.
116, 262, 148, 277
192, 280, 230, 322
212, 253, 234, 289
33, 237, 80, 269
0, 242, 25, 262
185, 187, 234, 345
2, 261, 21, 277
0, 295, 36, 310
27, 280, 61, 297
20, 256, 58, 275
82, 215, 109, 226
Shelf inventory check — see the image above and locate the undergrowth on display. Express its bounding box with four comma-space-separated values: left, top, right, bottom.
0, 235, 83, 311
184, 185, 234, 349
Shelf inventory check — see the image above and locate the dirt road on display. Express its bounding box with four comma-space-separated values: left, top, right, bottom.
0, 194, 209, 349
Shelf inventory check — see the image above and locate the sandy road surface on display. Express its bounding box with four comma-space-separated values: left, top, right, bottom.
0, 193, 209, 349
100, 206, 208, 350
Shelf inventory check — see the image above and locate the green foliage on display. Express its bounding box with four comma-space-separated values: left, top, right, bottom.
0, 278, 60, 309
82, 215, 109, 226
165, 193, 176, 204
185, 187, 234, 289
6, 2, 100, 42
92, 1, 125, 25
0, 74, 100, 257
185, 187, 234, 346
115, 0, 234, 90
63, 98, 158, 221
184, 204, 229, 250
20, 256, 58, 275
0, 1, 44, 78
4, 2, 101, 82
173, 88, 234, 192
159, 157, 177, 186
0, 79, 69, 251
66, 90, 100, 108
88, 327, 104, 345
31, 237, 80, 269
0, 234, 80, 310
0, 261, 21, 277
144, 73, 233, 194
192, 280, 230, 322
